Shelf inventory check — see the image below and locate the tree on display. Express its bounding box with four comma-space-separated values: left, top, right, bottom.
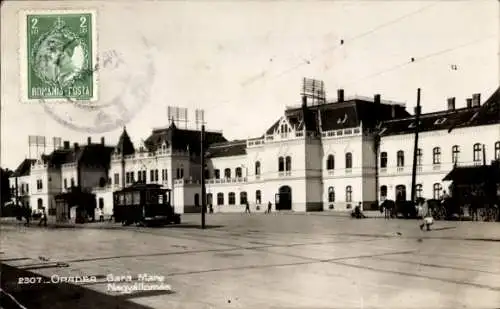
0, 168, 13, 206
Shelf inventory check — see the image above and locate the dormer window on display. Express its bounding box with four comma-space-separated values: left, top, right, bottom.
434, 118, 447, 125
337, 114, 348, 124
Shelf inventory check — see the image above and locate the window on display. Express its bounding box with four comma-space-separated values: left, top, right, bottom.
138, 171, 143, 182
495, 142, 500, 160
126, 172, 130, 184
235, 167, 242, 178
155, 169, 159, 181
179, 168, 184, 179
278, 157, 284, 172
326, 155, 335, 170
256, 190, 261, 204
204, 168, 210, 179
64, 178, 67, 189
217, 193, 224, 205
380, 152, 387, 168
432, 147, 441, 164
99, 177, 106, 187
207, 193, 213, 205
328, 187, 335, 202
224, 168, 231, 179
397, 150, 404, 167
255, 161, 261, 176
452, 145, 460, 164
150, 170, 154, 182
37, 198, 43, 209
228, 192, 236, 205
416, 148, 423, 166
473, 143, 482, 162
114, 173, 119, 185
214, 169, 220, 179
416, 184, 423, 198
285, 156, 292, 171
396, 185, 406, 201
194, 194, 200, 206
433, 183, 442, 199
345, 186, 352, 202
99, 198, 104, 209
380, 185, 387, 199
36, 179, 43, 190
240, 192, 248, 204
345, 153, 352, 169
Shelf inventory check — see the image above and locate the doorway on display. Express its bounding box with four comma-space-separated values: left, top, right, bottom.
276, 186, 292, 210
396, 185, 406, 201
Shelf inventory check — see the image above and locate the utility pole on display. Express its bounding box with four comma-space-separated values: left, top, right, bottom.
410, 88, 421, 203
200, 124, 206, 229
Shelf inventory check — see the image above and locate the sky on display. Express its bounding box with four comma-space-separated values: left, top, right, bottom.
1, 0, 499, 170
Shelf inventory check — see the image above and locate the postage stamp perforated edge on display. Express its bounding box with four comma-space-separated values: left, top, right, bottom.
18, 9, 99, 104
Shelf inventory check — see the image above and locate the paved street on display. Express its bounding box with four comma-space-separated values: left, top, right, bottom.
1, 213, 500, 308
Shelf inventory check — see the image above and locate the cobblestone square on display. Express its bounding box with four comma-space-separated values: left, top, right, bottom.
1, 213, 500, 308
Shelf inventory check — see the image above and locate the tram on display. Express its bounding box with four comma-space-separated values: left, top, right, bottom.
113, 183, 181, 226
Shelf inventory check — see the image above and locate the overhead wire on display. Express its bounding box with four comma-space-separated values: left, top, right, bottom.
209, 2, 439, 115
343, 34, 496, 87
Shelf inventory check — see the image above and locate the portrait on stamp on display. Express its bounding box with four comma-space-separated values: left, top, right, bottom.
21, 11, 97, 102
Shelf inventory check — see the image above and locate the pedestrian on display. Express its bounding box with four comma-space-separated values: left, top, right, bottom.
98, 207, 104, 222
266, 201, 272, 214
419, 199, 433, 231
38, 207, 47, 227
245, 201, 251, 214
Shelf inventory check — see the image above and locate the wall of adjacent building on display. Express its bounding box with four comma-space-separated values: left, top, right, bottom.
378, 123, 500, 201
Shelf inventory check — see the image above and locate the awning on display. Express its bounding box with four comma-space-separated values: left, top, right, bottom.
443, 165, 500, 183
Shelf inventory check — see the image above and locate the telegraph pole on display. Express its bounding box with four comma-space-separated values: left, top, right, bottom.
200, 124, 206, 229
410, 88, 421, 203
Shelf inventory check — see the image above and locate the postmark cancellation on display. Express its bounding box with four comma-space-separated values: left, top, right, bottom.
19, 10, 98, 103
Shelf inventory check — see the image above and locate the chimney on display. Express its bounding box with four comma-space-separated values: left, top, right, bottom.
466, 98, 472, 108
374, 94, 381, 104
101, 137, 105, 145
74, 142, 79, 150
63, 141, 70, 149
87, 137, 91, 145
447, 97, 455, 111
337, 89, 344, 102
301, 95, 307, 107
472, 93, 481, 107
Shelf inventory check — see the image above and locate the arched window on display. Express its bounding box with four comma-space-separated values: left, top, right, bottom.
255, 161, 261, 175
278, 157, 284, 172
217, 193, 224, 205
240, 192, 248, 205
224, 168, 231, 179
433, 183, 442, 199
416, 148, 423, 166
432, 147, 441, 164
452, 145, 460, 164
328, 186, 335, 202
256, 190, 261, 204
207, 193, 213, 205
228, 192, 236, 205
194, 193, 200, 206
416, 184, 423, 198
235, 167, 242, 178
380, 152, 387, 168
285, 156, 292, 171
70, 178, 75, 187
214, 169, 220, 179
396, 185, 406, 201
495, 142, 500, 160
37, 198, 43, 209
397, 150, 404, 167
326, 155, 335, 170
345, 186, 352, 202
473, 143, 482, 162
345, 152, 352, 169
380, 185, 387, 199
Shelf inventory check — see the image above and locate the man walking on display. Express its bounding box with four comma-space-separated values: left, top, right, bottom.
265, 201, 272, 214
244, 201, 251, 214
38, 208, 47, 227
419, 199, 433, 231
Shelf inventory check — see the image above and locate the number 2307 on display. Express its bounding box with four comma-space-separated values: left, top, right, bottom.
18, 277, 43, 284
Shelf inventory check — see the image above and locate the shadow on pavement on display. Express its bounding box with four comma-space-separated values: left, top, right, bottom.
0, 263, 155, 309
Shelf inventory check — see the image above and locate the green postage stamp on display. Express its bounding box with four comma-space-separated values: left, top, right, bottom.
20, 10, 98, 102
